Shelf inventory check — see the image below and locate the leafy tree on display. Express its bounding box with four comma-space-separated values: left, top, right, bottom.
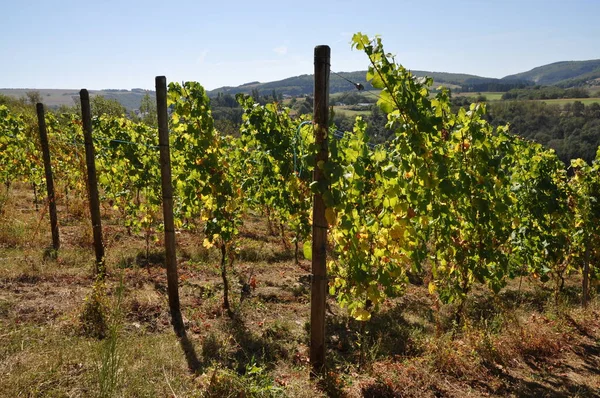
138, 93, 157, 127
73, 95, 125, 118
486, 101, 600, 165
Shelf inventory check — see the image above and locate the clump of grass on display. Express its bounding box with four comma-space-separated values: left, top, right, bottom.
74, 221, 95, 248
181, 244, 212, 264
511, 314, 564, 359
200, 360, 284, 397
237, 238, 292, 263
262, 320, 292, 341
201, 331, 227, 365
362, 359, 437, 398
0, 192, 8, 215
0, 297, 11, 317
67, 196, 89, 221
80, 279, 109, 339
135, 249, 165, 268
0, 217, 27, 247
238, 239, 272, 262
426, 332, 484, 379
97, 277, 125, 398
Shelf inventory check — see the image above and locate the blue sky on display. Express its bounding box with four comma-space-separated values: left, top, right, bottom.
1, 0, 598, 90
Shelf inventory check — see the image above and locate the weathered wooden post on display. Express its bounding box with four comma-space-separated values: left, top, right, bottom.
310, 45, 330, 377
36, 103, 60, 253
155, 76, 185, 337
80, 89, 105, 277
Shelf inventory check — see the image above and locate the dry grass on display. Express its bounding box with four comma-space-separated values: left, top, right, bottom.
0, 184, 599, 397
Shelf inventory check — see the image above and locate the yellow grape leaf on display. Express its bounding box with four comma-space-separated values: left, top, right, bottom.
389, 223, 405, 240
353, 308, 371, 322
303, 241, 312, 260
325, 207, 337, 225
428, 282, 437, 295
393, 202, 407, 215
366, 285, 380, 302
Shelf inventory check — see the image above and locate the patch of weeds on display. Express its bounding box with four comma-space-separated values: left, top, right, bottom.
243, 360, 285, 396
181, 244, 212, 264
116, 255, 135, 269
68, 197, 90, 220
262, 321, 292, 341
367, 305, 424, 358
135, 250, 165, 268
367, 359, 437, 398
97, 276, 125, 398
74, 222, 95, 248
238, 239, 271, 262
126, 298, 163, 333
357, 332, 383, 369
361, 381, 396, 398
514, 314, 563, 359
187, 256, 222, 278
288, 282, 309, 298
0, 192, 8, 215
463, 292, 504, 325
0, 217, 27, 247
200, 360, 285, 397
57, 248, 94, 270
464, 317, 506, 366
202, 331, 227, 364
426, 332, 483, 379
266, 250, 295, 263
557, 285, 582, 307
525, 283, 554, 312
80, 279, 109, 339
0, 297, 11, 317
42, 247, 59, 261
316, 370, 348, 398
223, 318, 291, 373
244, 296, 267, 312
237, 238, 295, 263
195, 283, 216, 299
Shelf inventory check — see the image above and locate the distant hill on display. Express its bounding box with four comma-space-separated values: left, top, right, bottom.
206, 70, 523, 98
208, 60, 600, 98
0, 88, 154, 110
502, 60, 600, 86
3, 59, 598, 111
207, 69, 542, 98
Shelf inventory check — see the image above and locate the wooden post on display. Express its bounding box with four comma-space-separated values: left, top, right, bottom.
155, 76, 185, 337
36, 103, 60, 252
32, 183, 39, 211
310, 45, 330, 376
582, 245, 590, 307
80, 89, 105, 277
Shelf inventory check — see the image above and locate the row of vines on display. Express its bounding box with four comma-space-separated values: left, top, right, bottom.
1, 33, 599, 329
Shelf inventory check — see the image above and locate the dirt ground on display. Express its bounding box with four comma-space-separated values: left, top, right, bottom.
1, 184, 599, 397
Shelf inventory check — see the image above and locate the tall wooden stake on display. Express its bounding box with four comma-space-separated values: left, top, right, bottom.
155, 76, 185, 337
36, 103, 60, 252
310, 45, 330, 376
80, 89, 105, 277
582, 245, 590, 307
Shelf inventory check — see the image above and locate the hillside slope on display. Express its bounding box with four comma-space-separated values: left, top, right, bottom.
3, 59, 599, 110
0, 88, 154, 110
502, 59, 600, 86
207, 70, 510, 97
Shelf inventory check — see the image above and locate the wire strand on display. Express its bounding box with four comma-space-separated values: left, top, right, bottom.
330, 68, 395, 108
330, 70, 364, 91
